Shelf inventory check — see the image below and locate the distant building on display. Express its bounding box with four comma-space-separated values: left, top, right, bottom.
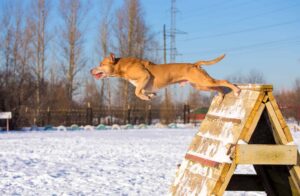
189, 107, 209, 122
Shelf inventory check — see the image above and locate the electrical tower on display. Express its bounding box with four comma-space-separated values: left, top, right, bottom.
170, 0, 177, 63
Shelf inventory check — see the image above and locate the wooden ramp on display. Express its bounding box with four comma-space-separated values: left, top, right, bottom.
171, 84, 300, 196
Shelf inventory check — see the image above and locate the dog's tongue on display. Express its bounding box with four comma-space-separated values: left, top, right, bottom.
179, 80, 188, 87
94, 73, 103, 79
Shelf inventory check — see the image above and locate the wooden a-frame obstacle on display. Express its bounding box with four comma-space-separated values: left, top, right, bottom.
171, 84, 300, 195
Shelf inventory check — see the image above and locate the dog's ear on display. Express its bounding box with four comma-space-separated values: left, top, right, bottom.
110, 53, 115, 63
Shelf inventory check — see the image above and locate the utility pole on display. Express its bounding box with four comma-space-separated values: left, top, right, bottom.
163, 24, 167, 64
170, 0, 178, 107
163, 24, 170, 124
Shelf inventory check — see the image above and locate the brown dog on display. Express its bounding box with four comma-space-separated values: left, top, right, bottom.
91, 53, 241, 101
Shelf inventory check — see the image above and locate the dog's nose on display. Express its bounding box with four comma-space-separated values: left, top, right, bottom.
90, 69, 93, 74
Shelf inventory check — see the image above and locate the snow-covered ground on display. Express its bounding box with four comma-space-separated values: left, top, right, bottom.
0, 126, 299, 195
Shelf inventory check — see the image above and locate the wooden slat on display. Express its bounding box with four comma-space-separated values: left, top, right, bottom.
214, 163, 237, 195
263, 95, 269, 103
241, 93, 266, 138
235, 144, 297, 165
185, 153, 220, 168
289, 166, 300, 192
241, 103, 265, 142
237, 84, 273, 91
265, 102, 288, 144
289, 176, 299, 196
205, 114, 242, 124
268, 92, 294, 142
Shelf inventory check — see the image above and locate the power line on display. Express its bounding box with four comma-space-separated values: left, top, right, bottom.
223, 3, 300, 26
179, 0, 254, 22
181, 20, 300, 41
182, 36, 300, 55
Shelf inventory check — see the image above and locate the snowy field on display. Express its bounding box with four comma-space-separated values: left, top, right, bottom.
0, 125, 299, 195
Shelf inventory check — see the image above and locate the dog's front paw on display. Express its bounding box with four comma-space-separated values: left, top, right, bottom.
138, 94, 151, 101
234, 88, 241, 97
148, 93, 157, 99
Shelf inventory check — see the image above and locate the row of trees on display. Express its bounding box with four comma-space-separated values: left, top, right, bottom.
276, 79, 300, 123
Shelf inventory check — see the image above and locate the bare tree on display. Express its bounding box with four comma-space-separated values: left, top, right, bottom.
227, 69, 266, 84
59, 0, 87, 107
83, 78, 102, 108
0, 2, 36, 127
114, 0, 158, 123
187, 90, 209, 109
291, 78, 300, 123
276, 78, 300, 123
98, 0, 114, 121
28, 0, 50, 122
160, 88, 175, 124
246, 70, 266, 84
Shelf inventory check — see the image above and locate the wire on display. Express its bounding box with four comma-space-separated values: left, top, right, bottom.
179, 0, 254, 22
224, 3, 300, 26
182, 36, 300, 55
181, 20, 300, 41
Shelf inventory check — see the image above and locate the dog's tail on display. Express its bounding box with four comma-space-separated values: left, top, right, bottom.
194, 54, 225, 67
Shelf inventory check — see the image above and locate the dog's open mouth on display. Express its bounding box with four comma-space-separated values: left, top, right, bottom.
93, 71, 106, 79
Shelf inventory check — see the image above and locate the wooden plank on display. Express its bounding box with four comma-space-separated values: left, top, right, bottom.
235, 144, 297, 165
215, 163, 237, 195
205, 114, 241, 124
226, 174, 264, 191
268, 93, 288, 128
289, 166, 300, 193
289, 176, 299, 196
237, 84, 273, 91
265, 102, 288, 144
185, 153, 220, 167
283, 126, 294, 143
240, 92, 265, 134
198, 119, 242, 142
241, 103, 265, 142
268, 92, 294, 142
262, 95, 269, 103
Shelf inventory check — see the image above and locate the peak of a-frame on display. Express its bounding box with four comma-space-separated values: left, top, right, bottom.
236, 84, 273, 92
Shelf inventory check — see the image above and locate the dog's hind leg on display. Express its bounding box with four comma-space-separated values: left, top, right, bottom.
191, 84, 225, 104
211, 80, 241, 96
188, 68, 241, 96
191, 84, 224, 96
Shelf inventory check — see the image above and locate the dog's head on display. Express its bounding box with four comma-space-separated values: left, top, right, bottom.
90, 53, 116, 79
